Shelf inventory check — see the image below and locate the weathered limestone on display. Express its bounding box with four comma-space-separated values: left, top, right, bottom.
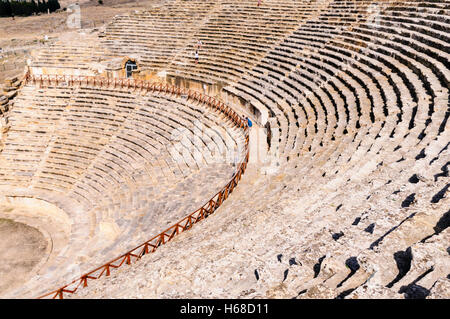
1, 0, 449, 299
0, 82, 246, 298
66, 0, 449, 300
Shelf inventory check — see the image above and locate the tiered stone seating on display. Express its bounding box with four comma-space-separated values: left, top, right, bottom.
0, 82, 246, 298
103, 1, 217, 73
31, 1, 331, 81
62, 0, 449, 299
4, 0, 449, 299
30, 33, 114, 74
163, 0, 323, 84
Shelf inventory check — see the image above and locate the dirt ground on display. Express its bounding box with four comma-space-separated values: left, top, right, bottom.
0, 0, 150, 41
0, 218, 48, 295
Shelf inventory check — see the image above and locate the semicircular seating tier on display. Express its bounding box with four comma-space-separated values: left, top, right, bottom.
31, 0, 326, 82
12, 0, 450, 299
0, 82, 247, 298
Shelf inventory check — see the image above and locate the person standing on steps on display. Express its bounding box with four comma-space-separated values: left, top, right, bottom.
195, 50, 199, 64
258, 0, 262, 7
197, 39, 203, 49
246, 116, 253, 128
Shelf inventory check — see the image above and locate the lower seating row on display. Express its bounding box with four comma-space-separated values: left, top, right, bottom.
0, 81, 247, 298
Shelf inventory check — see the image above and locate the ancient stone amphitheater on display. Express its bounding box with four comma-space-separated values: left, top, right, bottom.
0, 0, 448, 299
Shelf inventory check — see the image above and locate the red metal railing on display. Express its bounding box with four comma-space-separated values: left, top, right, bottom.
24, 72, 250, 299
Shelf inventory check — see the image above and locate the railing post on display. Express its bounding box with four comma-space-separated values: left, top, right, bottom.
217, 192, 223, 206
105, 264, 111, 276
187, 215, 192, 229
82, 276, 88, 288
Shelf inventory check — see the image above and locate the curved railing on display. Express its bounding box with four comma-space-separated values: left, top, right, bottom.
24, 72, 250, 299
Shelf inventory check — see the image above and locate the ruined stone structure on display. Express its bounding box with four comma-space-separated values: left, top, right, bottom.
0, 0, 448, 299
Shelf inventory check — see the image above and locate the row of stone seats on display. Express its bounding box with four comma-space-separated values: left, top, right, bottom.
69, 118, 449, 298
30, 1, 330, 80
283, 130, 449, 298
29, 0, 219, 74
29, 0, 449, 86
65, 0, 449, 299
103, 0, 216, 72
227, 1, 447, 163
223, 0, 450, 298
31, 32, 113, 71
163, 0, 317, 84
1, 82, 246, 298
18, 0, 449, 299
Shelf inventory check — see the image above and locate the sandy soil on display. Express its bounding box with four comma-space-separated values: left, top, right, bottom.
0, 218, 48, 295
